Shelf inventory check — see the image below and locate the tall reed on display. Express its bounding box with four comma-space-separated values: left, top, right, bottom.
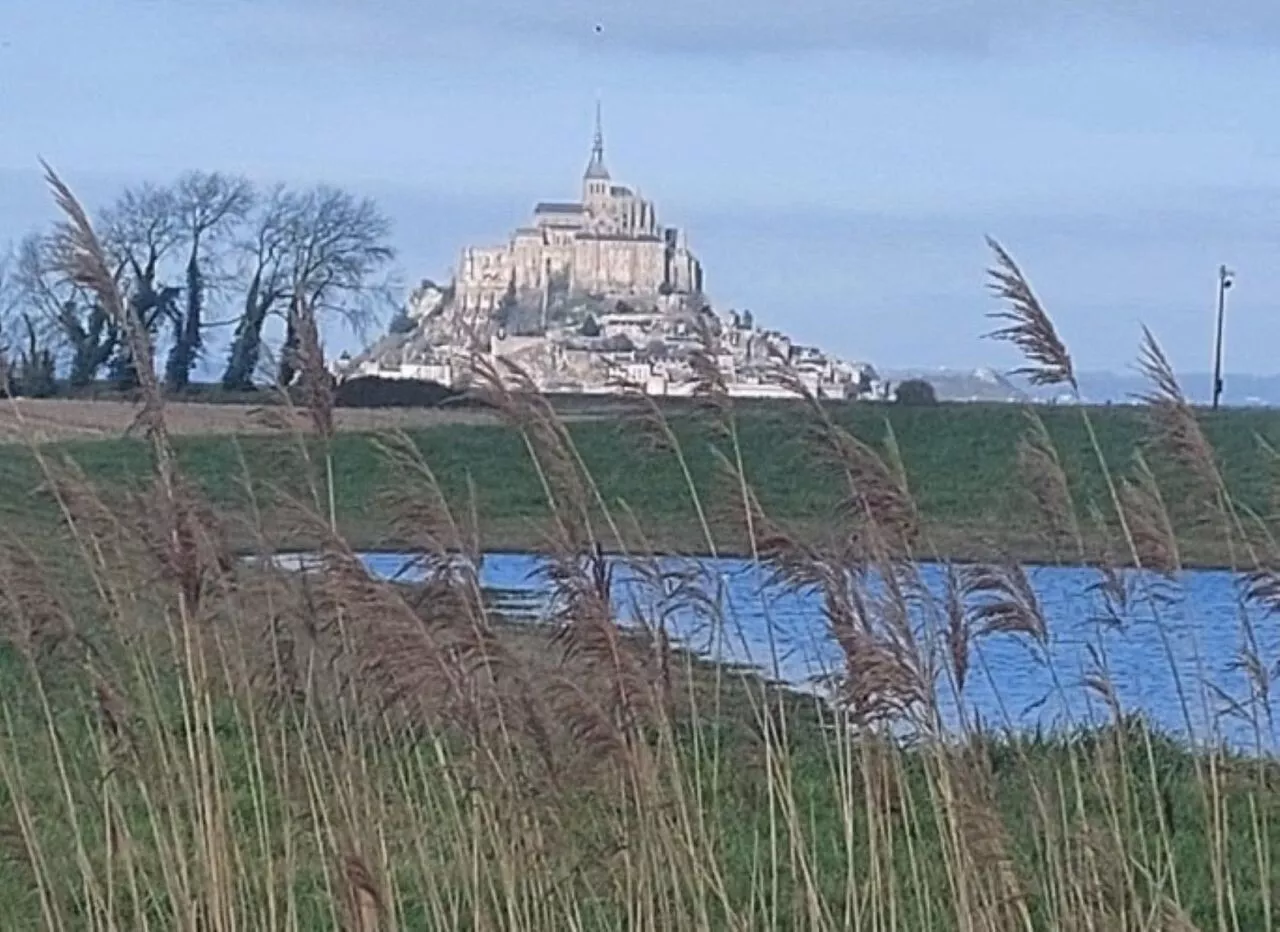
0, 180, 1276, 930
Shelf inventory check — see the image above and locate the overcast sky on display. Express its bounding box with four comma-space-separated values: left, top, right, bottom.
2, 0, 1279, 375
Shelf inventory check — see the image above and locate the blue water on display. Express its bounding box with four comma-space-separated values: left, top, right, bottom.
349, 551, 1280, 750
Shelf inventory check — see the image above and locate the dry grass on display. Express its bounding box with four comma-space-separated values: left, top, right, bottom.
0, 398, 524, 442
2, 174, 1279, 931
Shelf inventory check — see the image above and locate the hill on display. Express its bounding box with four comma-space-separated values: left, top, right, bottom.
1, 398, 1275, 566
1072, 371, 1280, 407
881, 367, 1030, 403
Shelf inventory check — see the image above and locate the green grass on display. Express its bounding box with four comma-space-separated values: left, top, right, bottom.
3, 400, 1278, 563
14, 172, 1279, 929
3, 622, 1277, 929
1, 392, 1279, 928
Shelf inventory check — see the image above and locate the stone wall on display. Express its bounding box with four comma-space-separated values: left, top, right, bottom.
455, 148, 701, 315
572, 237, 665, 295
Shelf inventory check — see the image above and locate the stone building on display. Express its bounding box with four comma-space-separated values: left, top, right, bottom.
456, 107, 704, 315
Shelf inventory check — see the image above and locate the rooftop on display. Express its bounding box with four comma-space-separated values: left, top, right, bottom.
574, 232, 662, 243
534, 202, 584, 214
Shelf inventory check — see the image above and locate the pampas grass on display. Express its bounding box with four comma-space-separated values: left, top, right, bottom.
984, 236, 1077, 393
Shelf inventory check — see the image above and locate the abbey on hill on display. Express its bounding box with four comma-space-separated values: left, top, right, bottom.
455, 104, 705, 316
344, 108, 877, 400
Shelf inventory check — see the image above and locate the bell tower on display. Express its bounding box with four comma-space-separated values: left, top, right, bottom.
582, 100, 610, 208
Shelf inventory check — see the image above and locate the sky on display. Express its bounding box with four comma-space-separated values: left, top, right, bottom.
2, 0, 1280, 376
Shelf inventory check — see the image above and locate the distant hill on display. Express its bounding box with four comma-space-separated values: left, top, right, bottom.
883, 367, 1280, 408
880, 368, 1031, 403
1070, 371, 1280, 407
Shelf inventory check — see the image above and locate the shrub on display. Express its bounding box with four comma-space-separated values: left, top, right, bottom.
14, 349, 57, 398
387, 309, 417, 335
895, 378, 938, 405
333, 374, 481, 408
1, 320, 58, 398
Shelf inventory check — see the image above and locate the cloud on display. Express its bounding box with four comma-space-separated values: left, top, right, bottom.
278, 0, 1280, 57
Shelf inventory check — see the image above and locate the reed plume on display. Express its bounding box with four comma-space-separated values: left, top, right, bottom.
41, 162, 166, 443
943, 566, 971, 695
773, 366, 919, 557
984, 236, 1077, 392
470, 354, 596, 555
290, 294, 336, 443
1119, 457, 1181, 577
0, 533, 77, 664
1136, 326, 1221, 511
375, 443, 481, 569
336, 851, 380, 932
686, 312, 733, 432
1016, 409, 1082, 557
960, 562, 1048, 644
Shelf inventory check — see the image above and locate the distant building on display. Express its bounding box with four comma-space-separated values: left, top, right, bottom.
342, 103, 878, 400
455, 105, 704, 314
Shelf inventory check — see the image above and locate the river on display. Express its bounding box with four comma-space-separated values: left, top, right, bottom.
320, 551, 1280, 750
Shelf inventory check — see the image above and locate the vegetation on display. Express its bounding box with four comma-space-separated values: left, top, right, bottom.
894, 377, 937, 406
0, 171, 397, 396
386, 308, 417, 335
2, 169, 1280, 931
3, 396, 1279, 565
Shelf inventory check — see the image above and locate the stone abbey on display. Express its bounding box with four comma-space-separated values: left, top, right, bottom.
455, 106, 705, 315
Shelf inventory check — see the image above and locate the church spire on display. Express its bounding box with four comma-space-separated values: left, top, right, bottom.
584, 98, 610, 181
593, 99, 604, 162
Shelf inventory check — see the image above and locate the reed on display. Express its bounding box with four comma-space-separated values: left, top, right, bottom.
0, 179, 1276, 930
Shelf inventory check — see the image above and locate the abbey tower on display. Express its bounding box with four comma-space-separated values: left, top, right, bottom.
455, 106, 704, 316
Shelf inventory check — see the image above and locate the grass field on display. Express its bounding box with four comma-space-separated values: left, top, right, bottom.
5, 188, 1280, 928
0, 397, 546, 442
4, 379, 1280, 929
2, 396, 1278, 565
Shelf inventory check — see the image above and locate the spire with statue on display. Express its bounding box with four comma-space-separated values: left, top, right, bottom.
584, 100, 609, 182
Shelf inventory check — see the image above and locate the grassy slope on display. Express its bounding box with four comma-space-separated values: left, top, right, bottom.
2, 400, 1277, 563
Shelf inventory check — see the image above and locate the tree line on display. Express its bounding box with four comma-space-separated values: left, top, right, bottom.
0, 171, 399, 397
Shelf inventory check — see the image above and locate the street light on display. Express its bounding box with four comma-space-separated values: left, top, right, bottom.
1211, 264, 1235, 411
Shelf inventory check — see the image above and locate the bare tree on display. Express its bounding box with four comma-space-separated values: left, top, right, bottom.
222, 185, 299, 391
165, 171, 254, 392
13, 232, 119, 387
278, 185, 396, 385
9, 176, 399, 395
1, 241, 59, 396
11, 315, 57, 397
0, 244, 14, 389
98, 183, 184, 388
0, 243, 13, 333
222, 184, 395, 389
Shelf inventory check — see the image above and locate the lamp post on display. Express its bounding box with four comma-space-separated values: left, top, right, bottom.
1211, 264, 1235, 411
